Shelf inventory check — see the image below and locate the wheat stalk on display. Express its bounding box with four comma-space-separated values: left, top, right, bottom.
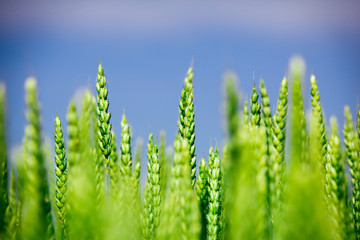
242, 100, 249, 126
143, 132, 161, 239
196, 157, 208, 240
325, 117, 346, 239
22, 77, 54, 240
178, 67, 196, 188
54, 115, 68, 238
67, 101, 80, 169
120, 113, 132, 178
96, 63, 112, 174
271, 76, 288, 211
250, 83, 261, 127
310, 74, 328, 174
207, 146, 223, 240
344, 106, 360, 239
4, 171, 17, 240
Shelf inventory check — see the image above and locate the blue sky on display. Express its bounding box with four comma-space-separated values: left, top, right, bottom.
1, 0, 360, 164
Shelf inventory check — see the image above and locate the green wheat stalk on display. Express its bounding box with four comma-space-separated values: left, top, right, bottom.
250, 83, 261, 127
157, 135, 200, 240
178, 66, 196, 188
310, 74, 328, 174
207, 146, 223, 240
132, 139, 142, 202
110, 132, 119, 195
22, 77, 55, 240
143, 132, 161, 240
79, 90, 92, 154
259, 78, 272, 238
242, 100, 249, 126
96, 62, 112, 174
0, 83, 8, 236
91, 95, 105, 205
120, 113, 132, 178
159, 131, 169, 200
54, 115, 68, 239
255, 125, 270, 240
196, 157, 208, 240
325, 117, 347, 239
4, 171, 17, 240
277, 57, 331, 240
344, 106, 360, 239
271, 76, 288, 211
290, 60, 308, 164
223, 77, 241, 239
67, 101, 80, 169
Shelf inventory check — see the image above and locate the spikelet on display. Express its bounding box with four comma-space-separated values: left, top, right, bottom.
223, 77, 241, 239
207, 147, 223, 240
22, 77, 55, 240
271, 76, 288, 212
109, 132, 119, 195
196, 157, 208, 240
120, 113, 132, 178
242, 100, 249, 126
54, 116, 68, 238
96, 63, 112, 173
178, 67, 196, 188
250, 83, 261, 127
159, 131, 169, 200
276, 57, 331, 240
157, 135, 200, 240
67, 101, 80, 168
325, 117, 346, 239
4, 171, 17, 240
142, 132, 161, 239
91, 96, 105, 205
310, 74, 328, 174
344, 106, 360, 238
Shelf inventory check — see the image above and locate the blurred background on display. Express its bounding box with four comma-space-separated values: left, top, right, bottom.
1, 0, 360, 164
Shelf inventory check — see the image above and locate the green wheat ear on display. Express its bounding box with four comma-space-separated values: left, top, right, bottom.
196, 157, 208, 240
0, 83, 8, 236
157, 135, 200, 240
344, 106, 360, 238
242, 100, 249, 126
178, 66, 196, 188
290, 59, 308, 164
207, 146, 223, 240
259, 78, 272, 234
22, 77, 55, 240
109, 132, 119, 195
271, 76, 288, 211
310, 74, 328, 173
143, 132, 161, 240
223, 77, 241, 240
159, 131, 169, 200
96, 62, 112, 174
79, 90, 92, 155
325, 117, 347, 239
250, 83, 261, 127
132, 139, 142, 202
277, 58, 331, 240
91, 95, 105, 205
54, 115, 68, 239
67, 101, 80, 169
4, 170, 17, 240
120, 113, 132, 178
